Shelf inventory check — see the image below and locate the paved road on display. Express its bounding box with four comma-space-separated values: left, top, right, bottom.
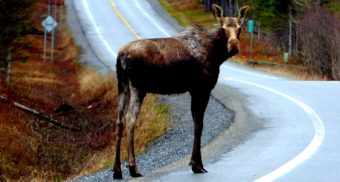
71, 0, 340, 181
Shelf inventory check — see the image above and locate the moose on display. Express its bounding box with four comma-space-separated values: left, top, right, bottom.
113, 4, 250, 179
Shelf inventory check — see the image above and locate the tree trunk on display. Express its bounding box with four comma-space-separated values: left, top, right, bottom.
295, 23, 299, 53
288, 5, 292, 55
257, 21, 261, 40
5, 50, 12, 86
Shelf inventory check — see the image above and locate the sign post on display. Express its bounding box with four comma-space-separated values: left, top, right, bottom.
51, 0, 57, 63
248, 20, 254, 62
42, 0, 58, 63
284, 52, 289, 63
41, 15, 58, 63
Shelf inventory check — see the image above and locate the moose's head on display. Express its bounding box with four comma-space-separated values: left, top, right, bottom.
212, 4, 250, 56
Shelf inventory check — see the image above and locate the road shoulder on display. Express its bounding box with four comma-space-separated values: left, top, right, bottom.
139, 84, 264, 181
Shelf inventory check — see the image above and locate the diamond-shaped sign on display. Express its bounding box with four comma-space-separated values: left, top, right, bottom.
42, 15, 58, 32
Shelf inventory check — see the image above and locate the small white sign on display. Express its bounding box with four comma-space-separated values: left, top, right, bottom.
42, 15, 58, 32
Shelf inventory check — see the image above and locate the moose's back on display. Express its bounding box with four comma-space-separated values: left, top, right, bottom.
117, 37, 211, 94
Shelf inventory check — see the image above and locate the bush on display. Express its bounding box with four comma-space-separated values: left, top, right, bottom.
298, 7, 340, 79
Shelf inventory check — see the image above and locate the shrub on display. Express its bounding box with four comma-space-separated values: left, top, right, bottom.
298, 7, 340, 79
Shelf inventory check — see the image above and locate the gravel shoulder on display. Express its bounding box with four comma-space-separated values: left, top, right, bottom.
70, 93, 233, 181
138, 84, 263, 181
65, 0, 259, 181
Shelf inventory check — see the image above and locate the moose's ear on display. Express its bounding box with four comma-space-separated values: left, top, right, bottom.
237, 6, 250, 25
212, 4, 224, 25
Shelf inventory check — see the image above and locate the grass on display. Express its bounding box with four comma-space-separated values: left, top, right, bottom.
158, 0, 326, 80
159, 0, 215, 28
234, 59, 328, 80
0, 39, 169, 182
0, 0, 170, 180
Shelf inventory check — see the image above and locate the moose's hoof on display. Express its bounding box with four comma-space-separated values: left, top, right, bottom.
190, 162, 208, 173
127, 165, 143, 178
113, 169, 123, 179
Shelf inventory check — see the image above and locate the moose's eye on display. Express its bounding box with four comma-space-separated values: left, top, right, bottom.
237, 28, 242, 39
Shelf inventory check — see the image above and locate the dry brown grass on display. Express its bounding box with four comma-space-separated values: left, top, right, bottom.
159, 0, 215, 28
233, 59, 327, 80
160, 0, 330, 80
0, 1, 169, 180
253, 66, 327, 80
64, 70, 169, 179
1, 61, 169, 181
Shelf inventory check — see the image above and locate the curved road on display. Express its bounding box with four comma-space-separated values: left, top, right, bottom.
69, 0, 340, 181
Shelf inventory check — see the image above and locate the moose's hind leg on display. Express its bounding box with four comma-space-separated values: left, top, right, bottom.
125, 83, 145, 178
113, 86, 130, 179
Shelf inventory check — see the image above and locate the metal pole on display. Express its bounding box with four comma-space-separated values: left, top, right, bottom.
250, 32, 253, 61
248, 20, 254, 62
50, 28, 54, 64
43, 0, 51, 63
288, 5, 292, 55
59, 2, 63, 63
50, 0, 56, 63
43, 28, 47, 63
60, 1, 63, 31
5, 51, 12, 86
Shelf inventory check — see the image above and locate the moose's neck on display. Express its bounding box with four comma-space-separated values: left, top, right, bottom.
207, 28, 230, 68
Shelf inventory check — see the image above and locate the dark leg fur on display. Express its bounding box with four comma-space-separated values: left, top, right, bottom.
113, 93, 127, 180
113, 169, 123, 179
127, 165, 143, 178
125, 82, 145, 178
189, 91, 211, 174
113, 55, 130, 180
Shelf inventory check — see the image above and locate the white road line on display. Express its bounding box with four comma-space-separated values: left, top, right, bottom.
82, 0, 117, 59
80, 1, 325, 180
132, 2, 278, 81
133, 0, 171, 37
224, 77, 325, 181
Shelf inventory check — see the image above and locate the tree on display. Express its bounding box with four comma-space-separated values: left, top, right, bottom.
201, 0, 239, 16
298, 3, 340, 79
0, 0, 36, 82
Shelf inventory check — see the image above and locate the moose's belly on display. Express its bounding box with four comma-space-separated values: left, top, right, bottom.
142, 77, 193, 94
128, 63, 205, 95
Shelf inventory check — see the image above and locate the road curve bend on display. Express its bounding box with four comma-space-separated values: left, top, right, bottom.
68, 0, 340, 181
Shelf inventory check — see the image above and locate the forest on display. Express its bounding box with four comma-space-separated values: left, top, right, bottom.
0, 0, 339, 180
1, 0, 340, 79
199, 0, 340, 79
0, 0, 37, 80
0, 1, 169, 180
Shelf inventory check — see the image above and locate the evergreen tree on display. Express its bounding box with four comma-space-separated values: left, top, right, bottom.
201, 0, 239, 16
0, 0, 36, 72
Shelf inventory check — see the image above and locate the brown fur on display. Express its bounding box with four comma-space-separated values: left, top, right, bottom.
117, 25, 229, 95
113, 5, 250, 179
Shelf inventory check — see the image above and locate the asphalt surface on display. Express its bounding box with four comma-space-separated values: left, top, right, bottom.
66, 0, 234, 181
67, 0, 340, 181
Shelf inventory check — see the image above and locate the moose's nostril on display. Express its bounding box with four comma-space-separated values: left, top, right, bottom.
227, 39, 240, 54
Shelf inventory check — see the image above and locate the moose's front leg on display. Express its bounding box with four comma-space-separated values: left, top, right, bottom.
125, 84, 145, 178
189, 90, 210, 173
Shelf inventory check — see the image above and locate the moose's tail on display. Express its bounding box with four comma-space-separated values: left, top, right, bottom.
116, 52, 129, 94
